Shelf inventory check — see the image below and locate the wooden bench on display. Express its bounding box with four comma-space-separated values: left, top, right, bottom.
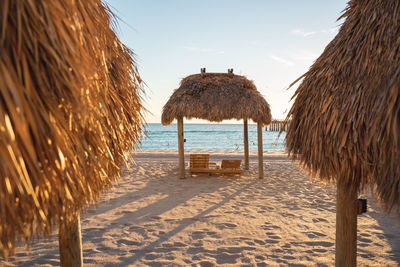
189, 154, 217, 174
220, 160, 243, 174
189, 154, 242, 175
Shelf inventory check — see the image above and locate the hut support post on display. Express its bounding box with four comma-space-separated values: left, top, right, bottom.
335, 181, 357, 267
59, 213, 83, 267
243, 119, 249, 170
257, 122, 264, 179
178, 116, 185, 179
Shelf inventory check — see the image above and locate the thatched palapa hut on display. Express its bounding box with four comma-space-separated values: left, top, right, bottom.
162, 69, 271, 179
285, 0, 400, 265
0, 0, 143, 265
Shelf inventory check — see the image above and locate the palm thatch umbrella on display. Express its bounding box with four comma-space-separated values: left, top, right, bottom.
162, 69, 271, 179
285, 0, 400, 265
0, 0, 143, 265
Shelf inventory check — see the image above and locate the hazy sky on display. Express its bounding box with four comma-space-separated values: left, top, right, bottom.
106, 0, 348, 123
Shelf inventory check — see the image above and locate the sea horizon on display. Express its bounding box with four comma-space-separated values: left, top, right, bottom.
140, 123, 286, 151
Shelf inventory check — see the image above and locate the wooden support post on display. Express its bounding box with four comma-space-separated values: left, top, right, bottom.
59, 213, 83, 267
257, 122, 264, 179
178, 117, 185, 179
336, 181, 357, 267
243, 119, 249, 170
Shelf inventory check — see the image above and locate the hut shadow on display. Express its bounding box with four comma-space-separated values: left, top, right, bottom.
4, 164, 236, 267
359, 198, 400, 263
83, 169, 235, 225
4, 154, 265, 266
114, 178, 260, 266
78, 160, 248, 264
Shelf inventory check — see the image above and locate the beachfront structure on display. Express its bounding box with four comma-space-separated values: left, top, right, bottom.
162, 69, 271, 179
285, 0, 400, 266
266, 119, 287, 132
0, 1, 143, 266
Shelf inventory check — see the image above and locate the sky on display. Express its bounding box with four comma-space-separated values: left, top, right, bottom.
106, 0, 348, 123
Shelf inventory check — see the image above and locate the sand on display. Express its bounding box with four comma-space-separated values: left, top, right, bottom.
2, 149, 400, 266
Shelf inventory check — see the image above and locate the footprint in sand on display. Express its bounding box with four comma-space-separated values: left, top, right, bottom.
245, 241, 256, 246
312, 218, 329, 223
191, 231, 206, 240
172, 241, 187, 247
255, 255, 265, 261
199, 261, 214, 267
265, 239, 280, 244
265, 232, 281, 240
358, 236, 373, 243
253, 239, 265, 245
261, 222, 281, 231
301, 241, 334, 247
128, 225, 142, 231
312, 248, 328, 253
192, 240, 203, 247
215, 252, 240, 265
191, 255, 201, 261
281, 212, 296, 218
359, 232, 372, 237
216, 222, 238, 229
303, 231, 327, 239
118, 239, 141, 246
187, 246, 208, 254
283, 255, 296, 260
144, 253, 161, 260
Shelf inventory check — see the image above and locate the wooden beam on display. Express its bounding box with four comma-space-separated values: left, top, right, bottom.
177, 117, 185, 179
59, 213, 83, 267
243, 119, 249, 170
336, 181, 357, 267
257, 122, 264, 179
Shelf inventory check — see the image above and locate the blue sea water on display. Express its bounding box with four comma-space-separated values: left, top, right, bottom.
140, 123, 286, 151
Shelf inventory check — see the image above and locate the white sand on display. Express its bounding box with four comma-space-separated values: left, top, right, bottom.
2, 149, 400, 266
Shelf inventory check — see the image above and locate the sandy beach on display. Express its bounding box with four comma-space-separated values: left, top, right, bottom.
2, 150, 400, 266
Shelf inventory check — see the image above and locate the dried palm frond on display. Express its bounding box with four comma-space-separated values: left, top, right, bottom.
285, 0, 400, 212
0, 0, 144, 257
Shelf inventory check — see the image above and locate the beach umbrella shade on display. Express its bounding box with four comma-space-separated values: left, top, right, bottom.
162, 71, 271, 178
0, 0, 144, 263
285, 0, 400, 265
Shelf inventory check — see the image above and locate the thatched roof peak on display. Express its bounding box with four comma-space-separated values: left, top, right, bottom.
162, 71, 271, 125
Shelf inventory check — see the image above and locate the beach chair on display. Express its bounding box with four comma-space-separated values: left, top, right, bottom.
220, 160, 243, 175
189, 154, 242, 176
189, 154, 217, 174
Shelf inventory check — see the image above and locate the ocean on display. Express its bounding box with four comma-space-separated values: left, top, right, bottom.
140, 123, 286, 151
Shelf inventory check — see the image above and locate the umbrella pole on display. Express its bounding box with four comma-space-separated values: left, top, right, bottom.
257, 122, 264, 179
178, 116, 185, 179
336, 182, 357, 267
243, 119, 249, 170
59, 213, 83, 267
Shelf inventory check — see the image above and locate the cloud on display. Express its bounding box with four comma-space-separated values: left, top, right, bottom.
291, 29, 316, 37
180, 46, 224, 54
269, 55, 295, 67
292, 27, 340, 37
321, 27, 339, 35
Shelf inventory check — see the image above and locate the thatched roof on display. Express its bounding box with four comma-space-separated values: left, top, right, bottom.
162, 73, 271, 125
0, 0, 143, 257
285, 0, 400, 212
